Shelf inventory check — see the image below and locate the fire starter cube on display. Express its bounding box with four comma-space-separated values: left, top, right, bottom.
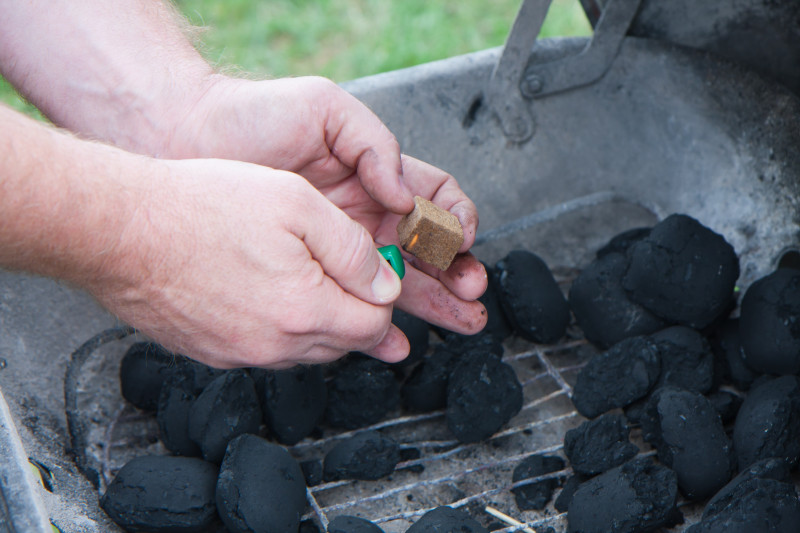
397, 196, 464, 271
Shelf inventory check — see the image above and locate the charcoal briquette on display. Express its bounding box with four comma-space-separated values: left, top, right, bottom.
446, 352, 523, 443
175, 359, 226, 395
119, 342, 177, 411
300, 459, 323, 487
258, 365, 326, 445
703, 457, 791, 520
571, 336, 661, 419
157, 374, 201, 457
216, 434, 305, 533
710, 319, 757, 391
478, 262, 514, 341
328, 516, 384, 533
732, 375, 800, 469
300, 520, 321, 533
187, 369, 262, 463
323, 430, 400, 481
596, 227, 652, 259
511, 454, 564, 511
100, 455, 219, 533
439, 331, 504, 360
706, 390, 742, 425
406, 506, 488, 533
739, 268, 800, 375
494, 250, 570, 344
567, 458, 680, 533
622, 214, 739, 329
554, 474, 587, 513
650, 326, 714, 394
686, 478, 800, 533
390, 308, 430, 367
401, 345, 455, 412
641, 388, 733, 501
569, 252, 667, 348
324, 356, 399, 429
563, 413, 638, 476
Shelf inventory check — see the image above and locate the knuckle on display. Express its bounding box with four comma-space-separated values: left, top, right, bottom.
339, 226, 376, 282
351, 308, 392, 349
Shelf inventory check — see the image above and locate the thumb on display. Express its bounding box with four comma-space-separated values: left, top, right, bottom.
293, 187, 402, 305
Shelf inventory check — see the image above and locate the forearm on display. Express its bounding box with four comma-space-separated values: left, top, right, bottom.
0, 103, 152, 294
0, 0, 213, 156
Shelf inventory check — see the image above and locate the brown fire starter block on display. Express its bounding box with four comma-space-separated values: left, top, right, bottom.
397, 196, 464, 271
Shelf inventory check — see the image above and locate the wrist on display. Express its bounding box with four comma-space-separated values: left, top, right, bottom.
0, 109, 165, 301
164, 74, 245, 159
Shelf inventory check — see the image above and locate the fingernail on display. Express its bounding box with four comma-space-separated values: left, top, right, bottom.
372, 257, 402, 302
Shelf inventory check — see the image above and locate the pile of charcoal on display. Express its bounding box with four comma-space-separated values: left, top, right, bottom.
97, 213, 800, 533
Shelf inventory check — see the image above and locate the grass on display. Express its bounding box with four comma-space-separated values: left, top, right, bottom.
0, 0, 590, 116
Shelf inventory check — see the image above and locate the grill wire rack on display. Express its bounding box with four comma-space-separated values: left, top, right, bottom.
290, 331, 706, 533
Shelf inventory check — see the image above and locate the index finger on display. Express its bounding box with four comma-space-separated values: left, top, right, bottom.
399, 155, 479, 252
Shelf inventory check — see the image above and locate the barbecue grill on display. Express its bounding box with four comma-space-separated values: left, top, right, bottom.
1, 0, 799, 531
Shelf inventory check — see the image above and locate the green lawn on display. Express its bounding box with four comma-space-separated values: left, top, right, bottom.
0, 0, 590, 115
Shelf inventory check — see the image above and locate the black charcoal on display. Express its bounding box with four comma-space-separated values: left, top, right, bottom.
157, 374, 201, 457
739, 269, 800, 375
571, 336, 661, 419
100, 455, 218, 533
401, 345, 455, 412
569, 252, 667, 348
325, 356, 399, 429
406, 506, 488, 533
300, 459, 323, 487
300, 521, 321, 533
446, 352, 523, 443
328, 516, 384, 533
623, 397, 647, 426
711, 319, 757, 391
704, 457, 791, 520
398, 447, 424, 474
391, 309, 430, 366
494, 250, 570, 343
511, 454, 564, 511
596, 227, 651, 258
175, 359, 225, 395
641, 388, 733, 501
120, 342, 177, 411
564, 413, 638, 476
439, 331, 504, 360
567, 458, 680, 533
188, 370, 262, 463
707, 390, 742, 425
651, 326, 714, 394
259, 366, 326, 445
554, 474, 587, 513
622, 214, 739, 329
323, 431, 400, 481
686, 478, 800, 533
478, 262, 514, 341
217, 434, 305, 533
732, 375, 800, 469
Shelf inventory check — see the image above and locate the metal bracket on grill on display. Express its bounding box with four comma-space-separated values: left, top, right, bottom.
486, 0, 641, 143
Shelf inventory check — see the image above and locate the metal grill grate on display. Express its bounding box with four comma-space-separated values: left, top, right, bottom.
293, 337, 597, 533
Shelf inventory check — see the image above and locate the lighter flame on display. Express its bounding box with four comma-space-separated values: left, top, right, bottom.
408, 234, 420, 250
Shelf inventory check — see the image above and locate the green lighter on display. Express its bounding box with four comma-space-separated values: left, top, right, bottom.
378, 245, 405, 280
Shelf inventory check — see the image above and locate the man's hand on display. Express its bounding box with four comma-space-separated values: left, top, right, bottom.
170, 76, 489, 334
101, 158, 411, 368
0, 1, 489, 361
0, 104, 410, 367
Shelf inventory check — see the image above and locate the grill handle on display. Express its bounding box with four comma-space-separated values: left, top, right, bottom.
487, 0, 641, 143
